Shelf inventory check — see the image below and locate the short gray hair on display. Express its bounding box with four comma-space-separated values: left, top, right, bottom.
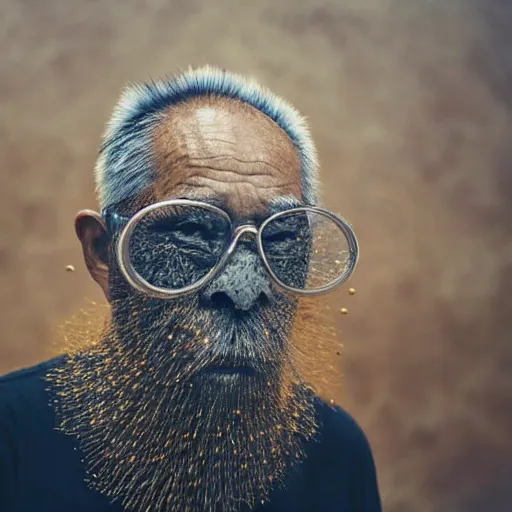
95, 66, 320, 210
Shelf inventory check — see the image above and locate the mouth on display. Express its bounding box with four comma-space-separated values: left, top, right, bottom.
202, 364, 257, 377
200, 351, 258, 378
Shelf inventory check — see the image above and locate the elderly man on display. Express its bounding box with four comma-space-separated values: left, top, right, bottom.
0, 67, 381, 511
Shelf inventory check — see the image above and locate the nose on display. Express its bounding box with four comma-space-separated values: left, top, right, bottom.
201, 247, 275, 311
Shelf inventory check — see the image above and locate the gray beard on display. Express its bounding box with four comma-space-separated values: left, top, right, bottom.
47, 300, 319, 512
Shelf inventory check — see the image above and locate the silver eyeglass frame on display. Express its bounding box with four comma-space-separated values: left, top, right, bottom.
114, 199, 359, 299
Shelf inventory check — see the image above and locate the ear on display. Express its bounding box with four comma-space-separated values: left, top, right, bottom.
75, 210, 111, 302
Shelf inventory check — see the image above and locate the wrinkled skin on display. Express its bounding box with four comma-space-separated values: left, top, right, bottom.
67, 96, 319, 511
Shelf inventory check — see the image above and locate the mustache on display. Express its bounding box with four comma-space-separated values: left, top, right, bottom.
114, 295, 294, 378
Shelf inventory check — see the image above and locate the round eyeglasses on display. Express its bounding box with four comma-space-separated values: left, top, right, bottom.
104, 199, 359, 299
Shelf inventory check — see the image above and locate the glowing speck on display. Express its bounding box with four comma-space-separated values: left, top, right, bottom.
65, 265, 75, 272
349, 288, 356, 295
340, 308, 348, 315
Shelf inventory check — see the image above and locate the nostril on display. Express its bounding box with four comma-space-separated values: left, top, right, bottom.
209, 291, 236, 309
257, 291, 270, 307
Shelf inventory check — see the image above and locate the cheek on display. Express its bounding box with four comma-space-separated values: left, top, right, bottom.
107, 244, 131, 301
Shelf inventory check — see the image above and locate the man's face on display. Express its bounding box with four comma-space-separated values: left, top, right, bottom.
67, 97, 323, 511
76, 96, 305, 398
132, 98, 300, 379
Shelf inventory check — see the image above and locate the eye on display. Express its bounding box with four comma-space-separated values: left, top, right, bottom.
149, 218, 174, 233
264, 230, 298, 243
149, 218, 206, 237
175, 221, 206, 237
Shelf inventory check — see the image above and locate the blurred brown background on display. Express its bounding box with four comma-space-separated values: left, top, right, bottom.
1, 1, 511, 510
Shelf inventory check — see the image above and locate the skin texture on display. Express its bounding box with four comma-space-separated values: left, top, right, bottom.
76, 96, 302, 295
67, 96, 319, 511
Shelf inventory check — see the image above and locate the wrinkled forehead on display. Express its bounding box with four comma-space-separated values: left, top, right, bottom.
144, 97, 303, 221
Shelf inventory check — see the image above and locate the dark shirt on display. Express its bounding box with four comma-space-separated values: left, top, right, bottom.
0, 358, 381, 512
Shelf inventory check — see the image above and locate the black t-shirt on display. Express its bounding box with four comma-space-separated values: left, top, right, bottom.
0, 357, 381, 512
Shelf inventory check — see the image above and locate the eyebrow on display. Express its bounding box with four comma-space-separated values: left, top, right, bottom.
180, 194, 305, 217
104, 193, 305, 228
174, 194, 226, 210
267, 195, 304, 213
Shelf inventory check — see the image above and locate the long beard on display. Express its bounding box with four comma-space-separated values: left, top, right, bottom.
47, 294, 322, 512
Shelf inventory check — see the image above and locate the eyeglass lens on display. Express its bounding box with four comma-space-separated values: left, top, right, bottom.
128, 204, 230, 290
261, 210, 352, 290
126, 204, 353, 293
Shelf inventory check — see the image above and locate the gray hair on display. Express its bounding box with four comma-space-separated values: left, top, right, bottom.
95, 65, 320, 210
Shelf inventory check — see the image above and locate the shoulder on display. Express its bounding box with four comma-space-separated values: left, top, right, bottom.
0, 356, 68, 456
312, 398, 382, 510
0, 356, 65, 385
0, 356, 66, 416
315, 398, 374, 455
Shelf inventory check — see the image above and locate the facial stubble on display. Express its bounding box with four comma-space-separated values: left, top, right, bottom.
48, 293, 319, 512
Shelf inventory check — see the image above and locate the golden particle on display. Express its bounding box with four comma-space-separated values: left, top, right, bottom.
233, 450, 238, 455
236, 409, 241, 415
349, 288, 356, 295
340, 308, 348, 315
329, 399, 335, 405
65, 265, 75, 272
